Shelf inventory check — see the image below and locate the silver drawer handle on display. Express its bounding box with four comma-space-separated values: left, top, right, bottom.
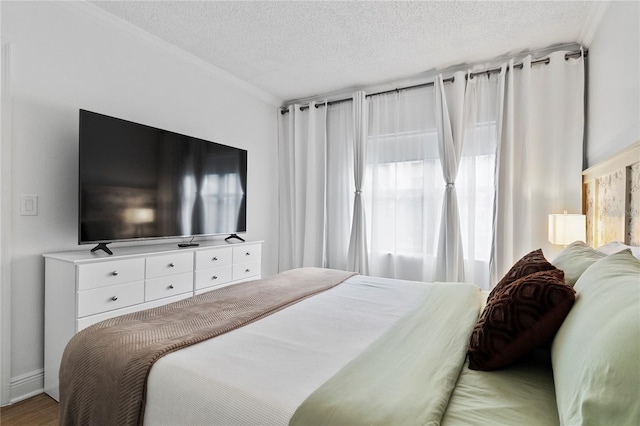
168, 284, 174, 289
111, 271, 119, 276
111, 296, 118, 301
212, 275, 218, 280
169, 263, 175, 267
212, 256, 218, 261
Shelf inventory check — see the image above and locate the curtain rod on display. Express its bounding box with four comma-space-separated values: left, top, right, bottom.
280, 48, 587, 115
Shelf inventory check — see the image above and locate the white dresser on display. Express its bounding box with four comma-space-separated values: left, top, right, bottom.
43, 240, 262, 401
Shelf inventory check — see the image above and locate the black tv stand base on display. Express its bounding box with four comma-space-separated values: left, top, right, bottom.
90, 242, 113, 255
225, 234, 245, 242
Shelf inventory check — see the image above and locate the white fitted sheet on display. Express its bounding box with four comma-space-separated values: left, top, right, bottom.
144, 274, 429, 425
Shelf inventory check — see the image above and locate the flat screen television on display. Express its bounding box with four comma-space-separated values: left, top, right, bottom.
79, 109, 247, 253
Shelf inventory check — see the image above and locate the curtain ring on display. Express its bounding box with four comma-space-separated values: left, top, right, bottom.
446, 182, 455, 188
354, 190, 362, 195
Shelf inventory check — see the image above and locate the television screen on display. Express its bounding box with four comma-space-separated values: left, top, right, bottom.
79, 109, 247, 245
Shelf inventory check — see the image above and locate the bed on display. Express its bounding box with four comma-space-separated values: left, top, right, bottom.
59, 142, 640, 426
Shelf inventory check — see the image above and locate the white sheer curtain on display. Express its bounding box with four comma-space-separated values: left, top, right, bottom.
366, 86, 442, 281
278, 100, 354, 272
347, 91, 370, 274
491, 51, 585, 282
410, 70, 503, 289
325, 101, 354, 270
278, 102, 327, 271
459, 67, 505, 288
434, 72, 466, 282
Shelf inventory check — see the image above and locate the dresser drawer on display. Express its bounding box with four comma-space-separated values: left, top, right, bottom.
145, 272, 193, 302
146, 252, 193, 278
77, 281, 145, 317
195, 265, 232, 290
232, 261, 261, 281
77, 258, 145, 291
195, 247, 232, 270
76, 293, 191, 332
232, 244, 262, 263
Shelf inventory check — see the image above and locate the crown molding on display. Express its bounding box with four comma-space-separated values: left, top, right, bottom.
578, 0, 610, 47
52, 1, 282, 107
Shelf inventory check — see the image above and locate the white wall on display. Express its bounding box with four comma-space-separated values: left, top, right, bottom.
586, 1, 640, 167
1, 1, 279, 401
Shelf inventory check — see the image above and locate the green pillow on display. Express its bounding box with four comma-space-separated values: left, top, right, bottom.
551, 241, 605, 287
551, 250, 640, 425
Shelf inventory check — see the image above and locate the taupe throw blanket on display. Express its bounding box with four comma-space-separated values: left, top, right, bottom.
59, 267, 356, 426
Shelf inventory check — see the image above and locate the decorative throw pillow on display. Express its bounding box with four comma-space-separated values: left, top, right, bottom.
468, 269, 575, 371
488, 249, 557, 301
551, 241, 605, 287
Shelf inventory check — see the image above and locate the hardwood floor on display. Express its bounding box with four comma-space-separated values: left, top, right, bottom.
0, 394, 58, 425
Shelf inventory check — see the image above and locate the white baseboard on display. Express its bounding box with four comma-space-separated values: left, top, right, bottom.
9, 369, 44, 404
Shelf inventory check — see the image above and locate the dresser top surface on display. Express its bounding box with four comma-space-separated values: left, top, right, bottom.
43, 240, 263, 264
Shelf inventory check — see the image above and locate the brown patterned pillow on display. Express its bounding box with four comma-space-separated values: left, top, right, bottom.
488, 249, 557, 301
468, 269, 575, 371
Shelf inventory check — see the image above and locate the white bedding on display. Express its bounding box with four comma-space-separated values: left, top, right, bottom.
144, 274, 430, 425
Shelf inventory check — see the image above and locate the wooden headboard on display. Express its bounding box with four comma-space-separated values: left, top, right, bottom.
582, 141, 640, 248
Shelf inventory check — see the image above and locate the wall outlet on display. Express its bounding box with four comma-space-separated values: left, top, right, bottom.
20, 195, 38, 216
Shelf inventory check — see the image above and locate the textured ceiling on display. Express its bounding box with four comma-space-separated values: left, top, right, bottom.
89, 1, 594, 103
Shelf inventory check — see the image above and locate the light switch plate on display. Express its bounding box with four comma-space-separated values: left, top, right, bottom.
20, 194, 38, 216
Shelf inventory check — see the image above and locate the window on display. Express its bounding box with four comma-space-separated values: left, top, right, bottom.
365, 130, 442, 258
365, 93, 498, 287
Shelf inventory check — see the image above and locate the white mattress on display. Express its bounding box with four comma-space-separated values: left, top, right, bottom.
144, 275, 429, 425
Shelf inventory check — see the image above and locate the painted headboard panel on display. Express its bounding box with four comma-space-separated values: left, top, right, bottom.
582, 141, 640, 248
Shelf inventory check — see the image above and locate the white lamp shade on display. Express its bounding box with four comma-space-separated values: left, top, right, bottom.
548, 213, 586, 245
